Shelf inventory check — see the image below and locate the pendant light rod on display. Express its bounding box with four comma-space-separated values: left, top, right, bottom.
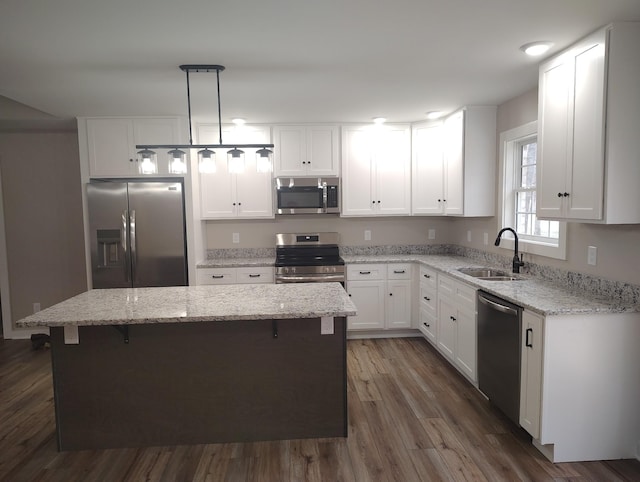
135, 64, 274, 151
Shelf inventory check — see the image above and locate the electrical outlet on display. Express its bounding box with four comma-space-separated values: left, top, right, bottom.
232, 232, 240, 244
33, 302, 41, 313
364, 230, 371, 241
428, 229, 436, 240
483, 232, 489, 245
587, 246, 597, 266
467, 230, 472, 243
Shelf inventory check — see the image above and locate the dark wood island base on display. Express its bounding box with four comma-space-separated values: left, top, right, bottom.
50, 317, 347, 451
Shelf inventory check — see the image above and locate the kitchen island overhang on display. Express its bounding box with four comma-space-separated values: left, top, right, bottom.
17, 283, 357, 451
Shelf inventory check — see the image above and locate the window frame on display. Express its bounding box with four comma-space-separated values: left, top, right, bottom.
499, 121, 567, 260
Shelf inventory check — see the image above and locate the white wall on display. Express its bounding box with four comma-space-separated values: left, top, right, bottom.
449, 88, 640, 286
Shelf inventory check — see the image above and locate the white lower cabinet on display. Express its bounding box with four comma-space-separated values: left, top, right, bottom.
435, 274, 477, 382
196, 267, 274, 285
346, 263, 412, 331
520, 310, 543, 439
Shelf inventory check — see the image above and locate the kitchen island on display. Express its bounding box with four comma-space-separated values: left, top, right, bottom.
17, 283, 356, 451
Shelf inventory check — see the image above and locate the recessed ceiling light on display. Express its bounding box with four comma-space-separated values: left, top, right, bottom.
520, 41, 553, 56
426, 111, 443, 120
232, 118, 246, 125
372, 117, 386, 124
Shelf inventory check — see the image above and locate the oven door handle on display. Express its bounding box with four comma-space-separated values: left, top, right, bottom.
276, 274, 345, 283
322, 181, 328, 213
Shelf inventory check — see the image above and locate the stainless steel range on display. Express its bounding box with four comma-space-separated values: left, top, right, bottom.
275, 232, 345, 284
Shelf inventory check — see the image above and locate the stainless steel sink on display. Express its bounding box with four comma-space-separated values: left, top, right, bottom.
457, 267, 522, 281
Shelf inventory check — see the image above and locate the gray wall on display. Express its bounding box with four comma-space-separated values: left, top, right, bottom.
0, 131, 87, 333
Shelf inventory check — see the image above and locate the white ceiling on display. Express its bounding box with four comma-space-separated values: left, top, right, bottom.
2, 0, 640, 124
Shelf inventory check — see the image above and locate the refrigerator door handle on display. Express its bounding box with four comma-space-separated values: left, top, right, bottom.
121, 210, 130, 283
130, 209, 136, 284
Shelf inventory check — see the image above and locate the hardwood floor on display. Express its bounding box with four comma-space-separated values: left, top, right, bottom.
1, 336, 639, 481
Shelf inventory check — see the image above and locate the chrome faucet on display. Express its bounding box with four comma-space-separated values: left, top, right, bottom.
494, 227, 525, 273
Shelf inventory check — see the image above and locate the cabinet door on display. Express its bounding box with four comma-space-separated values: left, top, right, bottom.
341, 127, 376, 216
454, 307, 476, 382
412, 122, 445, 214
537, 59, 572, 219
386, 279, 412, 329
200, 155, 236, 219
520, 310, 544, 439
235, 158, 274, 218
443, 111, 464, 215
437, 296, 456, 361
375, 126, 411, 215
307, 126, 339, 176
347, 280, 385, 330
566, 38, 605, 220
419, 307, 437, 344
87, 118, 136, 176
273, 126, 306, 176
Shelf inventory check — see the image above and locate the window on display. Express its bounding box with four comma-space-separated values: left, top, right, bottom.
500, 121, 566, 260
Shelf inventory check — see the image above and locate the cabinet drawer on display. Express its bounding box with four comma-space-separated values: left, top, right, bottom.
236, 267, 274, 284
419, 265, 437, 288
387, 263, 412, 280
419, 285, 437, 314
196, 268, 237, 285
347, 264, 385, 281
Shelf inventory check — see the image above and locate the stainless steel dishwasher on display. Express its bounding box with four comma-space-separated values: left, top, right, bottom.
477, 290, 523, 425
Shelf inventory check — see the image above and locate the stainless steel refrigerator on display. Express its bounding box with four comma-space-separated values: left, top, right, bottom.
87, 179, 188, 288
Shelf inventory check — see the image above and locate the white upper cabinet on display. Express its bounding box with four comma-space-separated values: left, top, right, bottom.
411, 106, 496, 217
82, 117, 184, 177
537, 22, 640, 224
341, 124, 411, 217
197, 124, 274, 219
273, 125, 339, 177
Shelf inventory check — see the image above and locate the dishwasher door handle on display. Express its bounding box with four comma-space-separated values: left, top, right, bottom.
478, 294, 519, 316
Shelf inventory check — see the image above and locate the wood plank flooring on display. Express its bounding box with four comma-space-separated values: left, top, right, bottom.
1, 336, 639, 481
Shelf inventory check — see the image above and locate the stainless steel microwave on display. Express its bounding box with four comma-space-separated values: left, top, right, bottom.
275, 177, 340, 215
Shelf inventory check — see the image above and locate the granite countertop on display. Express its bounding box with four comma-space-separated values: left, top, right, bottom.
16, 283, 357, 328
343, 254, 638, 316
197, 258, 275, 268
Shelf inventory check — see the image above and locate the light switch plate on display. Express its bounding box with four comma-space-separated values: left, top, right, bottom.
321, 317, 334, 335
587, 246, 597, 266
364, 230, 371, 241
428, 229, 436, 240
232, 232, 240, 244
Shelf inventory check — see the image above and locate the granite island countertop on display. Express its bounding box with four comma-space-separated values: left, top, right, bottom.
16, 283, 357, 328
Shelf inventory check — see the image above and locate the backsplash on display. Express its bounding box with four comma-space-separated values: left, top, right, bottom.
205, 244, 640, 305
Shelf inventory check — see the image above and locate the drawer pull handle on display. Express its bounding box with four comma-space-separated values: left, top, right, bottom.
359, 271, 371, 275
450, 316, 456, 321
423, 296, 430, 301
211, 275, 225, 279
423, 274, 431, 279
423, 322, 430, 328
249, 274, 261, 278
393, 270, 405, 274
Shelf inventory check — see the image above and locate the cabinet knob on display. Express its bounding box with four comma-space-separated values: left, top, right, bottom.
238, 202, 242, 205
563, 192, 570, 197
232, 202, 236, 206
423, 296, 430, 301
557, 192, 563, 198
389, 293, 393, 296
423, 322, 430, 328
372, 200, 375, 204
348, 294, 352, 297
450, 316, 456, 321
377, 200, 381, 204
129, 158, 134, 163
423, 274, 430, 279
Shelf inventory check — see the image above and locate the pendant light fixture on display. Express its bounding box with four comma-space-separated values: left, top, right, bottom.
135, 64, 274, 174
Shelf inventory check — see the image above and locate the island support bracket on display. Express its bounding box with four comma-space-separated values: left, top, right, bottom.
112, 325, 129, 344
